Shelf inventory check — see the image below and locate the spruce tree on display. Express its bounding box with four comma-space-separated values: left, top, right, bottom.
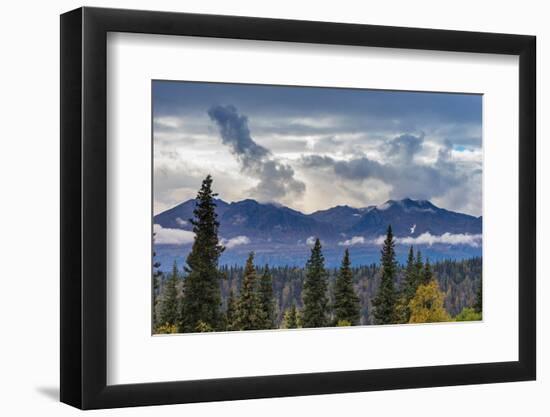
236, 252, 262, 330
372, 225, 398, 324
283, 304, 299, 329
180, 175, 225, 332
474, 280, 482, 314
302, 238, 329, 328
399, 246, 418, 323
152, 274, 160, 329
415, 250, 424, 286
225, 289, 238, 331
152, 235, 163, 329
258, 265, 276, 329
159, 260, 180, 327
423, 259, 433, 285
333, 249, 360, 325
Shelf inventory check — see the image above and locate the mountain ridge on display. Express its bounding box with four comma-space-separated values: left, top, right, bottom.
153, 197, 482, 269
154, 197, 482, 240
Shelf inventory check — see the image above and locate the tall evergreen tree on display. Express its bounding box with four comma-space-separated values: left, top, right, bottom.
283, 304, 299, 329
180, 175, 225, 332
415, 250, 424, 286
474, 280, 482, 314
153, 274, 160, 328
225, 289, 238, 331
423, 259, 433, 285
258, 265, 276, 329
301, 238, 329, 328
333, 249, 360, 325
402, 246, 418, 300
152, 233, 163, 329
159, 260, 180, 327
398, 246, 418, 323
372, 225, 398, 324
236, 252, 262, 330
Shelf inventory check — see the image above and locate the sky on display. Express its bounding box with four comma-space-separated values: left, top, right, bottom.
153, 81, 482, 216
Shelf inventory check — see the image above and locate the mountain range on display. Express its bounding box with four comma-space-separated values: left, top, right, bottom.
153, 198, 482, 270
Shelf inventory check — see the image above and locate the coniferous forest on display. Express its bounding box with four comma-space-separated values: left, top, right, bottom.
153, 175, 482, 334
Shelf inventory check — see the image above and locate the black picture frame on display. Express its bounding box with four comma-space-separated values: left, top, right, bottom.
60, 6, 536, 410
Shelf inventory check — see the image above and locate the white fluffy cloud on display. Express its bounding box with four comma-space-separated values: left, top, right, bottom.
396, 232, 482, 247
175, 217, 187, 226
338, 236, 366, 246
306, 236, 317, 246
339, 232, 482, 248
220, 235, 250, 249
153, 224, 195, 245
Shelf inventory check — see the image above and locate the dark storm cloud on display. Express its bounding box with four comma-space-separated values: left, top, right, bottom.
153, 81, 482, 154
207, 105, 269, 164
387, 133, 424, 163
302, 154, 389, 182
208, 105, 305, 201
154, 81, 482, 126
301, 134, 466, 202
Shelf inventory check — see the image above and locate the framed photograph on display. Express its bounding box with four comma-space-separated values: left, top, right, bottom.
60, 7, 536, 409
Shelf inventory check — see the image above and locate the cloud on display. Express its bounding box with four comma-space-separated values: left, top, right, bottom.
395, 232, 482, 247
337, 232, 482, 248
153, 224, 195, 245
220, 235, 251, 249
370, 236, 387, 246
338, 236, 366, 246
153, 82, 482, 215
386, 133, 424, 164
153, 80, 482, 129
208, 105, 305, 202
175, 217, 187, 226
306, 236, 317, 246
300, 134, 477, 212
207, 105, 270, 161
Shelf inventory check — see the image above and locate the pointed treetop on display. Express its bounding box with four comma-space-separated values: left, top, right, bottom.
302, 237, 329, 328
283, 304, 299, 329
235, 251, 262, 330
372, 224, 398, 325
334, 248, 360, 325
407, 246, 414, 262
180, 175, 224, 332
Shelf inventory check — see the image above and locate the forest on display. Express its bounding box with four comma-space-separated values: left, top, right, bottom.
153, 175, 482, 334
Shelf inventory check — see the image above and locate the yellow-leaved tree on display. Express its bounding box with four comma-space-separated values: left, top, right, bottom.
408, 280, 450, 324
155, 323, 178, 334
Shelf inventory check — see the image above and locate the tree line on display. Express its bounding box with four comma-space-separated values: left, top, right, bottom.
215, 256, 480, 323
153, 175, 482, 334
